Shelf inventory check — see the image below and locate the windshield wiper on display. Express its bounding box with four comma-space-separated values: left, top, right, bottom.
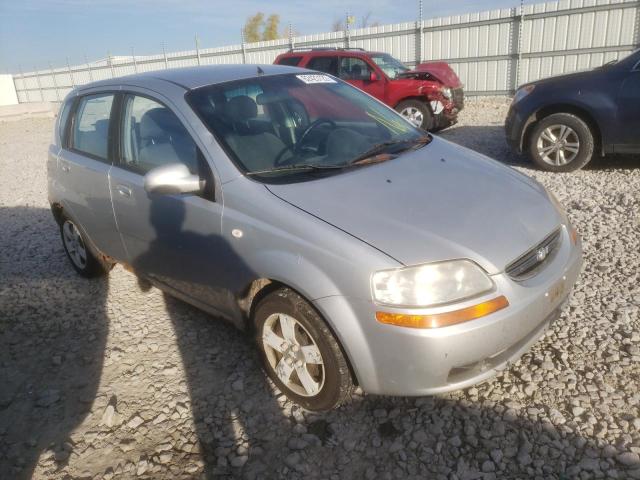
349, 136, 431, 166
246, 163, 345, 176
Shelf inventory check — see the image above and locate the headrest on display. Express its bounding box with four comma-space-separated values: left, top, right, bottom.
140, 107, 183, 139
226, 95, 258, 123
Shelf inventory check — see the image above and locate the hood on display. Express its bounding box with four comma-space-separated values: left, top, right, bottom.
266, 138, 561, 274
411, 62, 462, 87
526, 67, 603, 89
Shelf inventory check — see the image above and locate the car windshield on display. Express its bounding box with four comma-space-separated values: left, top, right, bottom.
370, 54, 411, 79
187, 73, 428, 181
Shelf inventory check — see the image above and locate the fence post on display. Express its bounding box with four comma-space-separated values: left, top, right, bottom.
19, 66, 30, 103
345, 12, 351, 49
415, 0, 423, 66
241, 30, 247, 64
508, 2, 525, 95
107, 52, 116, 78
195, 34, 201, 65
635, 2, 640, 48
49, 62, 61, 102
162, 43, 169, 69
66, 57, 75, 88
34, 66, 44, 101
131, 47, 138, 73
84, 54, 94, 82
288, 23, 295, 51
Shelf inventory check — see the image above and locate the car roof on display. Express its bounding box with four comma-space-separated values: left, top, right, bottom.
76, 64, 310, 92
280, 49, 386, 58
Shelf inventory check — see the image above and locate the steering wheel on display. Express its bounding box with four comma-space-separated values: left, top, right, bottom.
294, 118, 337, 154
273, 118, 337, 167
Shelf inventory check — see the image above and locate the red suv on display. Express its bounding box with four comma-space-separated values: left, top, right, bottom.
274, 48, 464, 131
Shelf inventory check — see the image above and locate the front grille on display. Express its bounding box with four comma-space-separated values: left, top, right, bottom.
452, 88, 464, 109
506, 228, 562, 281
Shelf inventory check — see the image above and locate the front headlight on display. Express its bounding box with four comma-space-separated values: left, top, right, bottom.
512, 84, 535, 104
441, 87, 452, 99
372, 259, 494, 308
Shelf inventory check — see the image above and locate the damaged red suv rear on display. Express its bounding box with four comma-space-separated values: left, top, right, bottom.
274, 48, 464, 131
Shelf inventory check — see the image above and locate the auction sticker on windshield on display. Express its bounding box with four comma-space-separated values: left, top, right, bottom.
296, 74, 337, 84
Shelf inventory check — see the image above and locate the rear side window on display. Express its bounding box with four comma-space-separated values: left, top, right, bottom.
306, 56, 339, 76
57, 99, 73, 147
277, 56, 302, 66
71, 94, 114, 160
120, 94, 198, 175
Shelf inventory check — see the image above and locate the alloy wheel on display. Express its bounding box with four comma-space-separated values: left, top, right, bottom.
62, 220, 88, 269
400, 107, 424, 128
536, 124, 580, 166
262, 313, 325, 397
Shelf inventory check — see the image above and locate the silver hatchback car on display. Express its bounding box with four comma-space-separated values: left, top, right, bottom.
48, 65, 582, 411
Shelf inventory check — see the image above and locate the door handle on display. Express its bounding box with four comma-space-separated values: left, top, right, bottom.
60, 161, 70, 173
116, 184, 132, 197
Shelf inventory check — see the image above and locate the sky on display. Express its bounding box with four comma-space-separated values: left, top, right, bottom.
0, 0, 537, 73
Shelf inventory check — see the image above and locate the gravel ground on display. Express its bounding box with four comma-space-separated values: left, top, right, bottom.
1, 98, 639, 480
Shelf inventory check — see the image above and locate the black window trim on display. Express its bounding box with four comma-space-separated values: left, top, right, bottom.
114, 90, 216, 201
67, 91, 119, 164
58, 97, 75, 148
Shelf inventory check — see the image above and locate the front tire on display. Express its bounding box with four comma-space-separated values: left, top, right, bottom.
528, 113, 594, 172
396, 100, 433, 131
60, 216, 112, 278
253, 288, 354, 411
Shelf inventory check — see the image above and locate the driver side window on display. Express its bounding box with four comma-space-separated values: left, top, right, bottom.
339, 57, 372, 81
120, 95, 199, 175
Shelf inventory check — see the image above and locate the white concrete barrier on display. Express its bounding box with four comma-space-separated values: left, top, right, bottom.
0, 75, 18, 106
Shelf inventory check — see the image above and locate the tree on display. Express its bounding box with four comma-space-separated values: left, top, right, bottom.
243, 12, 265, 43
263, 14, 280, 41
243, 12, 284, 43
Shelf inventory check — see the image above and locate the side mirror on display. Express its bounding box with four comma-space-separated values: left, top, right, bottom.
369, 72, 378, 82
143, 163, 202, 195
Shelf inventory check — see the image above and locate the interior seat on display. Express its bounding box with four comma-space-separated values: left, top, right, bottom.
138, 108, 197, 173
223, 95, 290, 171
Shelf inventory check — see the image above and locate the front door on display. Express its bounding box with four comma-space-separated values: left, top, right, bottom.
108, 93, 239, 321
338, 56, 386, 101
616, 67, 640, 153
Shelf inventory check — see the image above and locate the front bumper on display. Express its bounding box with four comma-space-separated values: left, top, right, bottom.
314, 225, 582, 396
505, 103, 529, 153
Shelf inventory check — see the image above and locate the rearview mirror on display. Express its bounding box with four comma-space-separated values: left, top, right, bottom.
144, 163, 202, 195
369, 72, 378, 82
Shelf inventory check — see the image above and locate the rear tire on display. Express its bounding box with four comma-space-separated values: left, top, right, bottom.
395, 100, 433, 131
59, 215, 113, 278
253, 287, 354, 411
528, 113, 594, 172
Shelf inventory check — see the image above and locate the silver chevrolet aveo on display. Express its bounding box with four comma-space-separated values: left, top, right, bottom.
48, 64, 582, 411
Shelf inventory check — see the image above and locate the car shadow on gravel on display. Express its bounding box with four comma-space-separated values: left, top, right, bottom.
0, 206, 110, 479
132, 197, 293, 479
439, 125, 640, 172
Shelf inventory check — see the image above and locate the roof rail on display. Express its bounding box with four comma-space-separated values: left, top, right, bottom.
288, 47, 367, 53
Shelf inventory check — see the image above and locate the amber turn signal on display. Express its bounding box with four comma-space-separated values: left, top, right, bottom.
376, 296, 509, 329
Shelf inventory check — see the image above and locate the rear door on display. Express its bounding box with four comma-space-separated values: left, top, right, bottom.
108, 91, 239, 321
57, 92, 127, 261
338, 56, 386, 101
616, 64, 640, 153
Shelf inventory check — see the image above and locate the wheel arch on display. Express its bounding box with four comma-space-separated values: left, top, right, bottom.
239, 275, 361, 386
524, 104, 603, 156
